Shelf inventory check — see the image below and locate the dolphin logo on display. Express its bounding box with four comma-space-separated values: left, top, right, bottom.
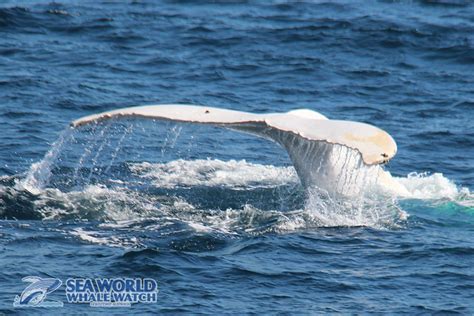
14, 276, 63, 307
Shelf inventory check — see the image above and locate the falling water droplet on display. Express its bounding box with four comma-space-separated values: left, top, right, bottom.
18, 128, 74, 194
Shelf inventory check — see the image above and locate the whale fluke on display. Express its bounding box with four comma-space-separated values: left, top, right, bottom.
72, 104, 397, 195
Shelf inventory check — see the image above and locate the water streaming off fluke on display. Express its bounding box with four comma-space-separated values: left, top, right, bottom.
5, 118, 470, 230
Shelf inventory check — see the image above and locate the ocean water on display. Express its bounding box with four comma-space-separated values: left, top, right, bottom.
1, 0, 473, 314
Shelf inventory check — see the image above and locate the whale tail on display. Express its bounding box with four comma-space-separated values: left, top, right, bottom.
72, 104, 397, 196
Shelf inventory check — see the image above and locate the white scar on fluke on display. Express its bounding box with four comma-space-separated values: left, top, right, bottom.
72, 104, 408, 197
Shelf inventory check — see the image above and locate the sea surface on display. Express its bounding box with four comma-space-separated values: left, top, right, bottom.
1, 0, 473, 314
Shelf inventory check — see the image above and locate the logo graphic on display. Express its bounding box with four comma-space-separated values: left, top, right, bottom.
13, 276, 64, 308
66, 278, 159, 307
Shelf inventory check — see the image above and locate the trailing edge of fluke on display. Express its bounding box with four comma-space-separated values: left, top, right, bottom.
72, 104, 397, 166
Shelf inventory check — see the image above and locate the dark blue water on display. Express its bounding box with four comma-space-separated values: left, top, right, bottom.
1, 0, 473, 314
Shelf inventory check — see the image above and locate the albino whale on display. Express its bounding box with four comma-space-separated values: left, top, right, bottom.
72, 104, 407, 197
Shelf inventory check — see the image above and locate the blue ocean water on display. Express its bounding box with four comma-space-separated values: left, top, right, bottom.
1, 0, 473, 314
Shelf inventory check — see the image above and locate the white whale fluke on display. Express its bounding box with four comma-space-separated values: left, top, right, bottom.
72, 104, 401, 196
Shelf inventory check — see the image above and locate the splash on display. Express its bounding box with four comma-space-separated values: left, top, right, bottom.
393, 172, 461, 200
129, 159, 298, 189
3, 156, 473, 239
7, 119, 472, 233
15, 121, 139, 194
302, 186, 406, 228
31, 184, 159, 221
160, 124, 182, 157
17, 128, 74, 194
274, 129, 383, 197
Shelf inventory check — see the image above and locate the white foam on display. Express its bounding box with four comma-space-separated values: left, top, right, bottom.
186, 221, 214, 233
302, 187, 406, 228
392, 172, 461, 200
128, 159, 472, 202
10, 154, 473, 234
129, 159, 298, 189
33, 184, 158, 221
70, 228, 142, 248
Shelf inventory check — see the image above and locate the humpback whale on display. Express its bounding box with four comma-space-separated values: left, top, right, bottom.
72, 104, 406, 196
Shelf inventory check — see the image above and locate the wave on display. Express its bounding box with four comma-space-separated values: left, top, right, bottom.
128, 159, 298, 189
128, 159, 471, 202
1, 116, 471, 232
393, 172, 465, 200
1, 158, 471, 237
